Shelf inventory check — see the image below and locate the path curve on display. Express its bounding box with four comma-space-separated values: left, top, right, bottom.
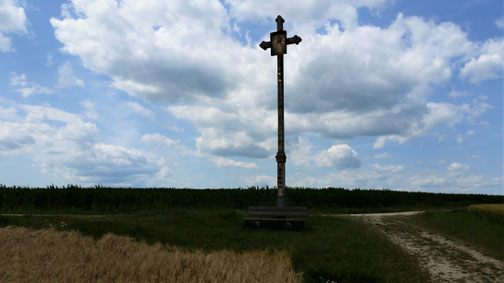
325, 212, 504, 282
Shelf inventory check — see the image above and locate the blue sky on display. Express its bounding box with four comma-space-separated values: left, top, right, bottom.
0, 0, 502, 194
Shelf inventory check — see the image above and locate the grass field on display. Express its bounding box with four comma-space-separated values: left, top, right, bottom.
0, 225, 299, 282
1, 188, 501, 282
408, 209, 504, 261
0, 209, 430, 282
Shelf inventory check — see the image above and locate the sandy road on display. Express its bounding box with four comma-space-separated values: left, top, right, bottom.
328, 212, 504, 283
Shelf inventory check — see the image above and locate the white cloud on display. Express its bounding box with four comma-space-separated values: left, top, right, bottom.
168, 105, 275, 158
290, 137, 313, 166
241, 174, 276, 187
50, 1, 496, 159
0, 103, 168, 186
126, 102, 153, 118
448, 162, 470, 172
81, 100, 98, 120
141, 133, 179, 148
51, 0, 238, 103
141, 133, 193, 159
463, 95, 492, 124
315, 144, 361, 169
460, 39, 504, 83
212, 157, 258, 169
9, 73, 53, 98
409, 173, 502, 194
373, 98, 490, 148
57, 62, 85, 88
290, 162, 501, 194
0, 0, 27, 52
226, 0, 391, 32
0, 33, 12, 51
291, 162, 403, 189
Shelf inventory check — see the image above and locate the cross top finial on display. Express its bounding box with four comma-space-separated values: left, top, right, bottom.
276, 15, 284, 31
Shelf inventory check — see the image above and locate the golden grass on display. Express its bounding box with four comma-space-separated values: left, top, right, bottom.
0, 226, 300, 283
468, 204, 504, 215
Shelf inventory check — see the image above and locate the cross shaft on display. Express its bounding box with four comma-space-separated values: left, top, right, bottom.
259, 15, 301, 207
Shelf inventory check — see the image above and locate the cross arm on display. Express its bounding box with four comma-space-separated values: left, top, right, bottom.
260, 41, 272, 50
287, 35, 302, 45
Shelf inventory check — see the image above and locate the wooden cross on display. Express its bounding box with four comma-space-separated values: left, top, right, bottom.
260, 15, 301, 207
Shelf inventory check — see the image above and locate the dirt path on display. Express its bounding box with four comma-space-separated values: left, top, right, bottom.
333, 212, 504, 283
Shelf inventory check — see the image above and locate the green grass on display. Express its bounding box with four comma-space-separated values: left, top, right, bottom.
408, 210, 504, 261
0, 209, 430, 282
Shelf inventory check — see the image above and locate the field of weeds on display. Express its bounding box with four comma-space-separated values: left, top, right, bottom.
0, 226, 299, 283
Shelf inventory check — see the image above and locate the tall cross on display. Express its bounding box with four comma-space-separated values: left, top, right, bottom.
260, 15, 301, 207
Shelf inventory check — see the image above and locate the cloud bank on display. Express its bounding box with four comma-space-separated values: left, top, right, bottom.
50, 0, 501, 161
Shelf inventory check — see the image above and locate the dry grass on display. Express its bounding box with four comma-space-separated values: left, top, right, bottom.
468, 204, 504, 222
0, 226, 300, 283
468, 204, 504, 215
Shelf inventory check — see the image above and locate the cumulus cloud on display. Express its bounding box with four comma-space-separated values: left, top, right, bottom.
226, 0, 391, 32
0, 0, 27, 51
50, 0, 498, 158
460, 39, 504, 83
57, 62, 85, 88
0, 102, 168, 186
373, 99, 490, 148
9, 73, 53, 98
50, 0, 244, 103
212, 157, 258, 169
168, 105, 275, 158
315, 144, 361, 169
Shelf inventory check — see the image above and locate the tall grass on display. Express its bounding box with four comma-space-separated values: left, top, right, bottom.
0, 226, 300, 283
468, 204, 504, 222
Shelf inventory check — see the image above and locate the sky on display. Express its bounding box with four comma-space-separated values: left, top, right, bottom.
0, 0, 502, 194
